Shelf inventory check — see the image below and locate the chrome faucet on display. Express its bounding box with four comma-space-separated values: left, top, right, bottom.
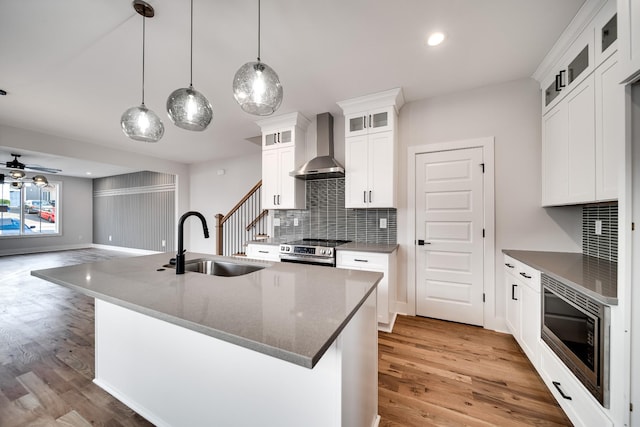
176, 211, 209, 274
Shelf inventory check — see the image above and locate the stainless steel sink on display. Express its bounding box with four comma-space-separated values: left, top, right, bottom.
164, 258, 265, 277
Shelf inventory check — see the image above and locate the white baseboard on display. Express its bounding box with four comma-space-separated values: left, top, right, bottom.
0, 243, 91, 257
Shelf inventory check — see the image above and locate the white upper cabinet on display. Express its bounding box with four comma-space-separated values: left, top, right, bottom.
338, 88, 404, 209
617, 0, 640, 83
256, 112, 309, 209
538, 0, 621, 206
344, 106, 395, 138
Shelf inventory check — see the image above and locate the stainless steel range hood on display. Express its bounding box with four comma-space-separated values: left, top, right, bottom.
290, 112, 345, 180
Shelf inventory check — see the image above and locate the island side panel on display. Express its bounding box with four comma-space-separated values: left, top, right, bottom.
94, 299, 377, 427
340, 290, 379, 427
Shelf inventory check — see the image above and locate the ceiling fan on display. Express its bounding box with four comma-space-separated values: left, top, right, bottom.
4, 153, 62, 174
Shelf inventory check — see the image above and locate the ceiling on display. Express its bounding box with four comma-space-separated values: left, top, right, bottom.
0, 0, 585, 178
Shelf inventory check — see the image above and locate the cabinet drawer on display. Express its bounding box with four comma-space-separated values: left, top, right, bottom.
336, 251, 388, 269
504, 255, 540, 291
246, 244, 280, 262
540, 343, 613, 427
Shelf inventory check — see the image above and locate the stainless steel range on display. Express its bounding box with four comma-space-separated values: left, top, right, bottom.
279, 239, 351, 266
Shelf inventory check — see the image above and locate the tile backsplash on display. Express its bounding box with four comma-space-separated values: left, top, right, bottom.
582, 202, 618, 262
272, 178, 397, 244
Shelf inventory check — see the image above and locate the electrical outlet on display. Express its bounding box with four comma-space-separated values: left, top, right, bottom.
595, 220, 602, 235
380, 218, 387, 229
294, 218, 299, 226
273, 218, 280, 227
108, 235, 112, 242
162, 240, 166, 247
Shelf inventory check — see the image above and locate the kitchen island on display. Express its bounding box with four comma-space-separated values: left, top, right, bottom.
32, 252, 382, 427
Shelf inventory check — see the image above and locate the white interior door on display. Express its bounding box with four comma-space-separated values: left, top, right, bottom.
415, 147, 484, 326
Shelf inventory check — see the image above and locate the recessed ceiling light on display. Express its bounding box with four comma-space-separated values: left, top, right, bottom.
86, 172, 92, 176
427, 32, 445, 47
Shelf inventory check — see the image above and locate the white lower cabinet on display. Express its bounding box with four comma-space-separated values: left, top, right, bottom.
503, 255, 541, 366
337, 249, 397, 332
245, 243, 280, 262
540, 342, 613, 427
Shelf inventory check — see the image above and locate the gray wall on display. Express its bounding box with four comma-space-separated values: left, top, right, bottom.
93, 171, 176, 252
397, 77, 583, 329
188, 150, 262, 254
0, 174, 93, 256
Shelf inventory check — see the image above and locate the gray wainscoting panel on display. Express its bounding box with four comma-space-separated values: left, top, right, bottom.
93, 171, 175, 251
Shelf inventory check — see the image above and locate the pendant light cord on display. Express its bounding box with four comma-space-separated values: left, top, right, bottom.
141, 13, 146, 105
189, 0, 194, 87
257, 0, 261, 62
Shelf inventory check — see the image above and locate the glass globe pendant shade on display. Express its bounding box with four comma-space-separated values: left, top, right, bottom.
10, 181, 23, 189
120, 104, 165, 142
233, 61, 283, 116
32, 175, 48, 187
166, 86, 213, 131
9, 169, 26, 179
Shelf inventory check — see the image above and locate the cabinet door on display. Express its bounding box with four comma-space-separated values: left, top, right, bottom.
262, 149, 280, 209
519, 282, 541, 366
542, 104, 569, 206
368, 131, 395, 208
618, 0, 640, 82
345, 135, 369, 208
345, 112, 368, 137
566, 75, 596, 203
367, 107, 395, 134
595, 53, 623, 201
505, 271, 520, 336
277, 146, 297, 209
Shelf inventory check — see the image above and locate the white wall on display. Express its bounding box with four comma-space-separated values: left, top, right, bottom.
188, 150, 262, 254
0, 174, 93, 255
396, 78, 582, 329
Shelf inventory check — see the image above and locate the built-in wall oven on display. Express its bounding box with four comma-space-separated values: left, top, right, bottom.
541, 273, 610, 407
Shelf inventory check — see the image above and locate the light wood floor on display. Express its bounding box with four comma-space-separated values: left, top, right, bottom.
0, 249, 571, 426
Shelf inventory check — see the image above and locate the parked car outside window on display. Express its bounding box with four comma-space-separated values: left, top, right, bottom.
39, 206, 56, 223
24, 200, 53, 214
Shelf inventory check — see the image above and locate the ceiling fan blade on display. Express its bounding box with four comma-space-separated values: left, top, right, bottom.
25, 165, 62, 174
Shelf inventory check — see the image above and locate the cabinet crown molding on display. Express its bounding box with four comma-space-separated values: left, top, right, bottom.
532, 0, 608, 83
255, 112, 310, 132
337, 87, 405, 115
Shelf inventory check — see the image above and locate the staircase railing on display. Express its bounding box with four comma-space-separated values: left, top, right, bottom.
215, 180, 268, 256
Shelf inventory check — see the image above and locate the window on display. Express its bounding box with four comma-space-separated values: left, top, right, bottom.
0, 181, 60, 237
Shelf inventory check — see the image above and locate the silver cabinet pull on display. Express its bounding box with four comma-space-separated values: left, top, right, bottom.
520, 272, 532, 279
505, 263, 514, 268
369, 190, 372, 203
354, 259, 368, 263
273, 195, 276, 205
363, 191, 367, 203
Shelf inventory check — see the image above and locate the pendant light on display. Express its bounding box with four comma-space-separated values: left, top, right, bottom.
121, 0, 164, 143
32, 175, 48, 187
166, 0, 213, 131
232, 0, 283, 116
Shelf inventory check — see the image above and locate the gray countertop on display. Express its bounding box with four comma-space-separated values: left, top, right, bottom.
503, 250, 617, 305
338, 242, 398, 254
31, 252, 382, 369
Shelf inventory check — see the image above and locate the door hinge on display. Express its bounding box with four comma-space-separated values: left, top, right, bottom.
482, 229, 485, 238
631, 402, 634, 412
480, 163, 485, 173
633, 222, 636, 231
483, 293, 486, 303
